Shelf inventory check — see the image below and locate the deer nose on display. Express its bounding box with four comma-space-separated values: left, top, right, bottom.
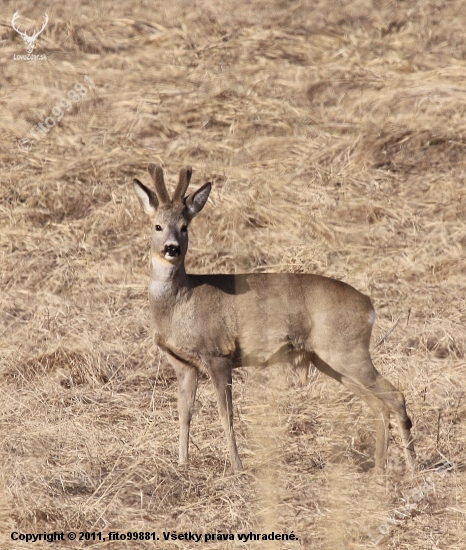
164, 244, 181, 258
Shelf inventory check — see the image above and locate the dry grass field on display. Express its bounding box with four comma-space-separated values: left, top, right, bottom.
1, 0, 466, 548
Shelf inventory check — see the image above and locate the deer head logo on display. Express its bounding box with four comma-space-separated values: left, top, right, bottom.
11, 12, 48, 54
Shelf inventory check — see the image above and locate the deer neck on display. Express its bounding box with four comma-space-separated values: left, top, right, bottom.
150, 256, 188, 300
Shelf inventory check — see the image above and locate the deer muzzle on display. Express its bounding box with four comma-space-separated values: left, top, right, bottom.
164, 244, 181, 259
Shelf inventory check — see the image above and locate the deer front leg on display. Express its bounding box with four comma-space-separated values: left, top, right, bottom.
170, 359, 198, 466
209, 359, 243, 471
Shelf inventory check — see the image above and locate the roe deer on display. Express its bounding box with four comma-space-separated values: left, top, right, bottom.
133, 165, 416, 473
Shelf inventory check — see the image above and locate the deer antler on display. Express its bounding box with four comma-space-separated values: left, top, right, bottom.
31, 13, 49, 40
148, 164, 171, 205
11, 12, 27, 38
172, 167, 193, 201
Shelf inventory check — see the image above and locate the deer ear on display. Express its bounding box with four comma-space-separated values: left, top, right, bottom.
185, 182, 211, 218
133, 178, 158, 216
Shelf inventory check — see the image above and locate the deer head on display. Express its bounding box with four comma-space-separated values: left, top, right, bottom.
133, 165, 211, 266
11, 12, 48, 54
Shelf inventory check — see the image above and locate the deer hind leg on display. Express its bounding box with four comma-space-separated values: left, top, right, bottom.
312, 351, 415, 472
209, 359, 243, 471
170, 359, 198, 466
339, 375, 391, 474
339, 355, 416, 472
368, 373, 416, 469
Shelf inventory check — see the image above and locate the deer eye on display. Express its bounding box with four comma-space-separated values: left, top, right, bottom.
181, 225, 188, 233
155, 224, 162, 231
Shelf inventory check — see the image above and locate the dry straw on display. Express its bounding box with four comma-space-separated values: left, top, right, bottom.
1, 0, 465, 548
